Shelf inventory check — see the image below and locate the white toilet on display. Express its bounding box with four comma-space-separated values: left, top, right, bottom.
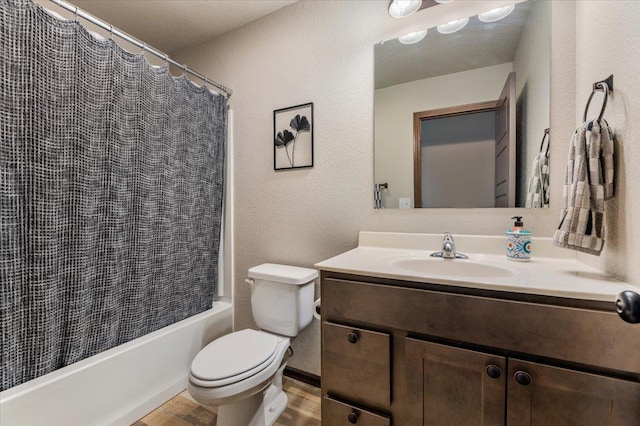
188, 263, 317, 426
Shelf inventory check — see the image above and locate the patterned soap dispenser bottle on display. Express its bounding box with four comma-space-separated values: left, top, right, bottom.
507, 216, 531, 261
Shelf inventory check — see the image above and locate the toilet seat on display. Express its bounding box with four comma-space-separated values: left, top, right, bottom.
188, 334, 291, 409
190, 329, 280, 388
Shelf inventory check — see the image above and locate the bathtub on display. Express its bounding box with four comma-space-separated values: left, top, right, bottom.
0, 301, 232, 426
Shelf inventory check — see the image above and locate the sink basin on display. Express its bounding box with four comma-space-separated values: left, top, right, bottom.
392, 257, 514, 278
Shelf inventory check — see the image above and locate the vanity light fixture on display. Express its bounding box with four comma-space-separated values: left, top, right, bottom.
388, 0, 422, 19
398, 30, 428, 44
478, 4, 515, 23
434, 0, 454, 3
436, 17, 469, 34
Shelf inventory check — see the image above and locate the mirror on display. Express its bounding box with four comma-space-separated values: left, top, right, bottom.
374, 0, 550, 208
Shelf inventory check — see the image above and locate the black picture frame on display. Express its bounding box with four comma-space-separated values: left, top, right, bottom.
273, 102, 314, 171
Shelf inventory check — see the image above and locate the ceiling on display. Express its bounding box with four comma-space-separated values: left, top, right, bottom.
69, 0, 298, 54
375, 1, 532, 89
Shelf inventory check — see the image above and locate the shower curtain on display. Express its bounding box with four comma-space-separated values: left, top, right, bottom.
0, 0, 227, 391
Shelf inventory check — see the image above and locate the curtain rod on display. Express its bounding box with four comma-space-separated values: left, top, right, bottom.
48, 0, 233, 98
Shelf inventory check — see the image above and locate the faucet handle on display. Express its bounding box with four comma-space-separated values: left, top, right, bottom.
441, 232, 455, 258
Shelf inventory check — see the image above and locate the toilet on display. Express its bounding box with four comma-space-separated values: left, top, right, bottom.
187, 263, 317, 426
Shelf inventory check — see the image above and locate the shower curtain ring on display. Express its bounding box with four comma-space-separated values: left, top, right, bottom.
163, 54, 169, 68
183, 65, 188, 77
74, 6, 79, 22
140, 43, 146, 55
109, 25, 113, 40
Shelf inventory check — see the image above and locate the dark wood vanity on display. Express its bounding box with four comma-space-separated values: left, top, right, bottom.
320, 271, 640, 425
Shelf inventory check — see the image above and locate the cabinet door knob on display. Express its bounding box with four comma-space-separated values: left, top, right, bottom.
486, 365, 501, 379
616, 291, 640, 324
347, 410, 360, 424
347, 331, 359, 344
514, 371, 532, 386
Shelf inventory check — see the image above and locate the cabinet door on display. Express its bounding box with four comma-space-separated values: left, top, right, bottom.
405, 338, 506, 425
507, 359, 640, 425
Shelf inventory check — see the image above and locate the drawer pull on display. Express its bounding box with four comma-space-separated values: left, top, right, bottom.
347, 331, 359, 344
514, 371, 532, 386
486, 364, 501, 379
347, 410, 360, 424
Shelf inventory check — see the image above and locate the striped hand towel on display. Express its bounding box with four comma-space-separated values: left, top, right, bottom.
552, 120, 614, 255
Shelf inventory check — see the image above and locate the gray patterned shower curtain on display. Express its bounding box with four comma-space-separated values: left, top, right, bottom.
0, 0, 227, 391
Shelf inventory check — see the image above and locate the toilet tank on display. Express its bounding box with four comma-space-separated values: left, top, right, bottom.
247, 263, 317, 337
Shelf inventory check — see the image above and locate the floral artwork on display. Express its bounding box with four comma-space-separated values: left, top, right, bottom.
274, 103, 313, 170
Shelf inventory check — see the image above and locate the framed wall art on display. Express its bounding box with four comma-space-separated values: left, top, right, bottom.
274, 102, 314, 170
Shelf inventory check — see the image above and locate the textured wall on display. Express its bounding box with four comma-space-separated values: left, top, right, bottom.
574, 1, 640, 285
174, 0, 577, 375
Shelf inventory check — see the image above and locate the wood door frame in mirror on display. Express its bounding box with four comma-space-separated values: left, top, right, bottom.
413, 100, 499, 208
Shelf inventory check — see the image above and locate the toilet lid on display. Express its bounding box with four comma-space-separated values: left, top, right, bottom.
190, 329, 279, 382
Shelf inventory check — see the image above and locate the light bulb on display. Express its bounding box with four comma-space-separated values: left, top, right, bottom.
398, 30, 427, 44
388, 0, 422, 19
437, 17, 469, 34
478, 5, 515, 23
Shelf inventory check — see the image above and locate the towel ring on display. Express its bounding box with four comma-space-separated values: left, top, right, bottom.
583, 81, 609, 123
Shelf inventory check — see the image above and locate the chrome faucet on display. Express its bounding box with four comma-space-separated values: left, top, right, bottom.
442, 233, 456, 258
430, 232, 468, 259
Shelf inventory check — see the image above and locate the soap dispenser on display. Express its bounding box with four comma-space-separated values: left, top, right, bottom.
507, 216, 531, 261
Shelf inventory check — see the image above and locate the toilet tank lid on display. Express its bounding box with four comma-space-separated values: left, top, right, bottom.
248, 263, 318, 285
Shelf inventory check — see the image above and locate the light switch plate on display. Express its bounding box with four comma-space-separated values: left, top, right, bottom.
399, 197, 411, 209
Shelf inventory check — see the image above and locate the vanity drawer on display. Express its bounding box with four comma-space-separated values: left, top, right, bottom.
323, 278, 640, 376
322, 322, 391, 409
322, 396, 390, 426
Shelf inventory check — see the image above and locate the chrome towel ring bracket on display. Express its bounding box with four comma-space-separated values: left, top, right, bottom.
583, 74, 614, 123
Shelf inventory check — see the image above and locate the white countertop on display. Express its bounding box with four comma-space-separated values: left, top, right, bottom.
314, 232, 640, 303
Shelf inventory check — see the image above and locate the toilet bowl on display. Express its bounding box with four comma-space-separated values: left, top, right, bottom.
187, 264, 317, 426
188, 329, 292, 425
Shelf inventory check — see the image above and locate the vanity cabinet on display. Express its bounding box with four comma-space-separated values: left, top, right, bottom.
320, 274, 640, 425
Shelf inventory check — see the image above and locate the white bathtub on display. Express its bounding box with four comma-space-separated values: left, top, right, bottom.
0, 301, 232, 426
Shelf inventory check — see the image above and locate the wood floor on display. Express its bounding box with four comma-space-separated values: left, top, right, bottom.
133, 377, 321, 426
